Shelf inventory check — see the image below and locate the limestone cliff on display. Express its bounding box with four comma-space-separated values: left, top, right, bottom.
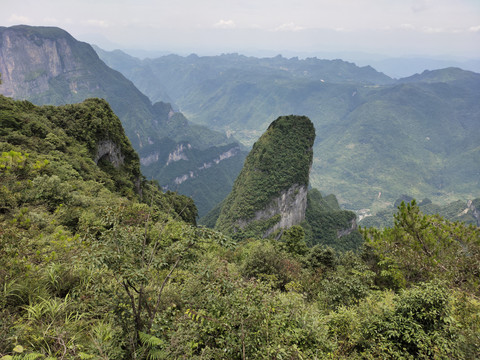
236, 184, 309, 238
215, 115, 315, 238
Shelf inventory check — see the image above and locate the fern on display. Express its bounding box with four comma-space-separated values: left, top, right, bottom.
138, 332, 166, 359
138, 332, 164, 347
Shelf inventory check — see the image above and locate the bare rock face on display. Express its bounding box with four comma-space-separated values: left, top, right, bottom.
467, 200, 480, 226
0, 26, 93, 100
236, 183, 308, 238
95, 140, 125, 168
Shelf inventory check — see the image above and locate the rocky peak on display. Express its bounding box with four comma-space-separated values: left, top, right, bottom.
215, 115, 315, 238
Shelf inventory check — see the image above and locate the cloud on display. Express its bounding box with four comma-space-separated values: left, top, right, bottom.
411, 0, 432, 13
469, 25, 480, 32
422, 26, 443, 34
213, 19, 236, 29
8, 14, 30, 24
272, 22, 305, 32
85, 19, 109, 28
400, 23, 415, 30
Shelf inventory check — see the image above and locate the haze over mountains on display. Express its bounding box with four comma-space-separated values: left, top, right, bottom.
96, 47, 480, 211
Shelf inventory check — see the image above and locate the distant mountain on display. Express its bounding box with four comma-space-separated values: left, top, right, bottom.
96, 51, 394, 143
96, 50, 480, 211
360, 197, 480, 229
398, 67, 480, 84
358, 57, 480, 79
0, 25, 247, 216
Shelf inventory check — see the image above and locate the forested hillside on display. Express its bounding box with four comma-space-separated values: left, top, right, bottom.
360, 195, 480, 228
1, 95, 479, 359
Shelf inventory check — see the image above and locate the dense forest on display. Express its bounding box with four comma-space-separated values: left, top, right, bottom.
1, 94, 479, 359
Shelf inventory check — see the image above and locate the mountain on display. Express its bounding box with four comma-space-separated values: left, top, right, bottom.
358, 57, 480, 79
202, 114, 365, 250
303, 189, 363, 252
96, 50, 480, 211
0, 25, 247, 216
214, 115, 315, 239
0, 94, 197, 222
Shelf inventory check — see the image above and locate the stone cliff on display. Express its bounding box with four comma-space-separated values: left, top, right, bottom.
236, 183, 309, 238
467, 200, 480, 226
0, 25, 100, 100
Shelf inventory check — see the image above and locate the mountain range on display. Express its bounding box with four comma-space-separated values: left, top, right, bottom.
95, 49, 480, 211
1, 25, 478, 217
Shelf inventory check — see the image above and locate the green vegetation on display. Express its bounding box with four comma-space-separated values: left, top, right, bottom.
215, 115, 315, 236
304, 189, 363, 252
0, 95, 479, 359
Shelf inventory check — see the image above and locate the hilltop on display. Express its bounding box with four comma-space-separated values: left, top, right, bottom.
214, 115, 315, 238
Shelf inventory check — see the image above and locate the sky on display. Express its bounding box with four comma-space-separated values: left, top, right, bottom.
2, 0, 480, 59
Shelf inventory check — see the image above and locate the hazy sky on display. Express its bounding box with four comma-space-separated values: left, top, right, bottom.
2, 0, 480, 58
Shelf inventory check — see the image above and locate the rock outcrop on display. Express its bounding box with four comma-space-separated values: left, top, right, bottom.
467, 200, 480, 226
215, 115, 315, 238
236, 184, 309, 238
95, 140, 125, 168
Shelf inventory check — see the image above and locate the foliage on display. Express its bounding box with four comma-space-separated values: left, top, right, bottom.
362, 200, 480, 295
361, 196, 480, 228
304, 189, 363, 251
1, 95, 479, 359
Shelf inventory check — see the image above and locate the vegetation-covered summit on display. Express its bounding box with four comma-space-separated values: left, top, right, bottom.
215, 115, 315, 237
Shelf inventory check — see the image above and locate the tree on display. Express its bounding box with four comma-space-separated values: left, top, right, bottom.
362, 200, 480, 294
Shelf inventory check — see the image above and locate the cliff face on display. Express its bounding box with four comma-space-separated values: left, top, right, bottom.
0, 25, 156, 149
215, 115, 315, 238
468, 200, 480, 226
236, 183, 309, 238
0, 26, 102, 101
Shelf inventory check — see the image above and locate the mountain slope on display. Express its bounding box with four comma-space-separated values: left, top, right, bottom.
313, 74, 480, 208
0, 25, 247, 216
